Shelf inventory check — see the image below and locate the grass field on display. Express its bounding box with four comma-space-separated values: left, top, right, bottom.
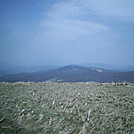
0, 82, 134, 134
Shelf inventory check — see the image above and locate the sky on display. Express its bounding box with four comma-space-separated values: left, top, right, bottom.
0, 0, 134, 67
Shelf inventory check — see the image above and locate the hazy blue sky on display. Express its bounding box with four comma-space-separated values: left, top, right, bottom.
0, 0, 134, 66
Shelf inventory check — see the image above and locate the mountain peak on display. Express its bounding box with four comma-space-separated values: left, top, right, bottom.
59, 65, 87, 70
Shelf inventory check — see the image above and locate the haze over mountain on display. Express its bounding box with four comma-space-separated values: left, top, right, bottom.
0, 64, 61, 76
0, 65, 134, 82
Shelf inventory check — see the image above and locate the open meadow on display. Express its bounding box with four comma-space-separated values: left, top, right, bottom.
0, 82, 134, 134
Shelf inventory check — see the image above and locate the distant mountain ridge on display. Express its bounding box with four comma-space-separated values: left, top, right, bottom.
0, 63, 134, 77
80, 63, 134, 71
0, 65, 134, 82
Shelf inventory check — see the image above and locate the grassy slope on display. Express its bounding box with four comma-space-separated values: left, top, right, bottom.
0, 82, 134, 134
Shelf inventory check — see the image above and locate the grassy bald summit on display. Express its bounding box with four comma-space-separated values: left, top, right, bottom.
0, 82, 134, 133
0, 65, 134, 82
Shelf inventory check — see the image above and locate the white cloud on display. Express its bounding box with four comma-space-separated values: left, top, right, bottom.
37, 0, 121, 47
41, 18, 113, 40
76, 0, 134, 22
45, 1, 87, 20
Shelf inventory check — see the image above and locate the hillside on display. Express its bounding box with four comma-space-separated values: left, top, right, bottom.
0, 65, 134, 82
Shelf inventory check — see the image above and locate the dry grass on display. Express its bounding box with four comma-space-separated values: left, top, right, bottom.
0, 82, 134, 134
